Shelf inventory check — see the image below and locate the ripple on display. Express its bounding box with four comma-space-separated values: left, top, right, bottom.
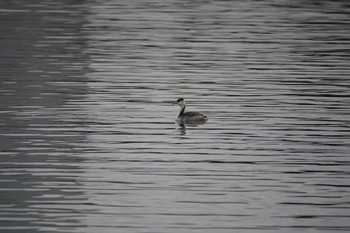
1, 0, 350, 232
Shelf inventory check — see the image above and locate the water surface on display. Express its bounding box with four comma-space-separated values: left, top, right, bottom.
1, 0, 350, 232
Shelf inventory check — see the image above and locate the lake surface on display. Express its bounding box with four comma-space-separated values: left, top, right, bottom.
1, 0, 350, 232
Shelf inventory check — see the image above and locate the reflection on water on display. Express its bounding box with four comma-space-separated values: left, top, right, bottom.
0, 1, 90, 232
1, 0, 350, 232
175, 123, 204, 135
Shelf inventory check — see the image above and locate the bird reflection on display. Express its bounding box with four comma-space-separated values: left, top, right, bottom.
175, 121, 207, 135
176, 122, 187, 135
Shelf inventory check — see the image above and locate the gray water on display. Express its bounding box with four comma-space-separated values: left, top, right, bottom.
1, 0, 350, 232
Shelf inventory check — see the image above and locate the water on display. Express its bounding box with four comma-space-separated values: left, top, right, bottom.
1, 0, 350, 232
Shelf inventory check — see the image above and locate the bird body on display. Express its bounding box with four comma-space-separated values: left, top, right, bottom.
175, 98, 208, 124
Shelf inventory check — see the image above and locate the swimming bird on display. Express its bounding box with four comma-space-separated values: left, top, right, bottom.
175, 98, 208, 124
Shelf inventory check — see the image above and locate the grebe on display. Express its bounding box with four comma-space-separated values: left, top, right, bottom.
175, 98, 208, 124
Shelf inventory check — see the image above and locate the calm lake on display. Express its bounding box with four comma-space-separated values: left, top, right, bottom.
1, 0, 350, 232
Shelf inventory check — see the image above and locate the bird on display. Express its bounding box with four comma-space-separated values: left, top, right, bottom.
175, 98, 208, 124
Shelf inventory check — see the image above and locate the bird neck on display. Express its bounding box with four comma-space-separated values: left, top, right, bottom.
178, 105, 186, 117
